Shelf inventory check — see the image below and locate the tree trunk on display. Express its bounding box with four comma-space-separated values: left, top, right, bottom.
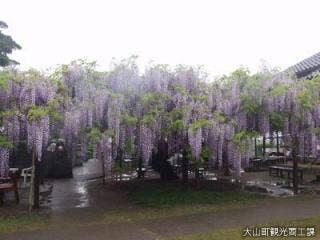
293, 155, 298, 194
262, 135, 266, 157
182, 148, 188, 185
29, 144, 39, 211
137, 156, 143, 179
99, 143, 106, 184
118, 147, 123, 168
254, 138, 257, 157
292, 136, 299, 195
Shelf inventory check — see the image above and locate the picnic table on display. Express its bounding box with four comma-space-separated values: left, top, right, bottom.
265, 156, 287, 166
0, 168, 20, 205
249, 156, 286, 171
297, 155, 317, 163
269, 165, 303, 181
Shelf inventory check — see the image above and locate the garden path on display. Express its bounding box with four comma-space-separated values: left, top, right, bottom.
1, 159, 320, 240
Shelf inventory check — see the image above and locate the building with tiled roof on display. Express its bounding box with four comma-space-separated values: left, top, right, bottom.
289, 52, 320, 79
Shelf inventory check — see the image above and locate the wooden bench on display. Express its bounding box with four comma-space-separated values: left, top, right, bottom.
0, 170, 20, 205
269, 165, 303, 181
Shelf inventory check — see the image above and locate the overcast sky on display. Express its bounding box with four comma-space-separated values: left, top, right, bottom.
1, 0, 320, 76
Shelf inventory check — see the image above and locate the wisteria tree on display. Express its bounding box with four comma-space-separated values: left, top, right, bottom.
0, 67, 64, 209
1, 55, 319, 202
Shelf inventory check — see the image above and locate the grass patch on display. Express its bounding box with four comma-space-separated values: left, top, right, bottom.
0, 213, 49, 233
165, 215, 320, 240
103, 202, 259, 223
103, 182, 265, 223
129, 183, 263, 208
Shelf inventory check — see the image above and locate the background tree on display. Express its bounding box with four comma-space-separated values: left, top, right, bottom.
0, 21, 21, 67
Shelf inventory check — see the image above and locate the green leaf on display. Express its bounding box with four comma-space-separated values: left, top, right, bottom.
121, 114, 138, 126
87, 127, 102, 143
27, 106, 49, 122
189, 119, 211, 132
0, 135, 12, 148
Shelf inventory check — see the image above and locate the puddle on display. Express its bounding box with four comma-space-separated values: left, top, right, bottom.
75, 182, 89, 208
244, 180, 294, 196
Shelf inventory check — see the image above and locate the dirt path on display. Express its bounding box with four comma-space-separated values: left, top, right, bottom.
135, 197, 320, 239
2, 196, 320, 240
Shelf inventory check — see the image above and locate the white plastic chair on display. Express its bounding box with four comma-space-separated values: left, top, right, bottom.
21, 167, 32, 186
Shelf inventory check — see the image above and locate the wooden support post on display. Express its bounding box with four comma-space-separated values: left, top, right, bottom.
263, 135, 266, 157
276, 131, 280, 154
100, 143, 106, 184
0, 192, 4, 206
29, 144, 40, 211
254, 138, 257, 157
137, 157, 143, 179
33, 166, 40, 209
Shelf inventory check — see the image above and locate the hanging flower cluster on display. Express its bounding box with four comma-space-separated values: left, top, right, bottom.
100, 134, 113, 177
0, 68, 57, 177
140, 124, 153, 165
188, 127, 202, 160
0, 147, 9, 177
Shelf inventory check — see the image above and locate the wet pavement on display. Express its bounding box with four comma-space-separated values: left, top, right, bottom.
38, 158, 133, 221
41, 158, 106, 210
